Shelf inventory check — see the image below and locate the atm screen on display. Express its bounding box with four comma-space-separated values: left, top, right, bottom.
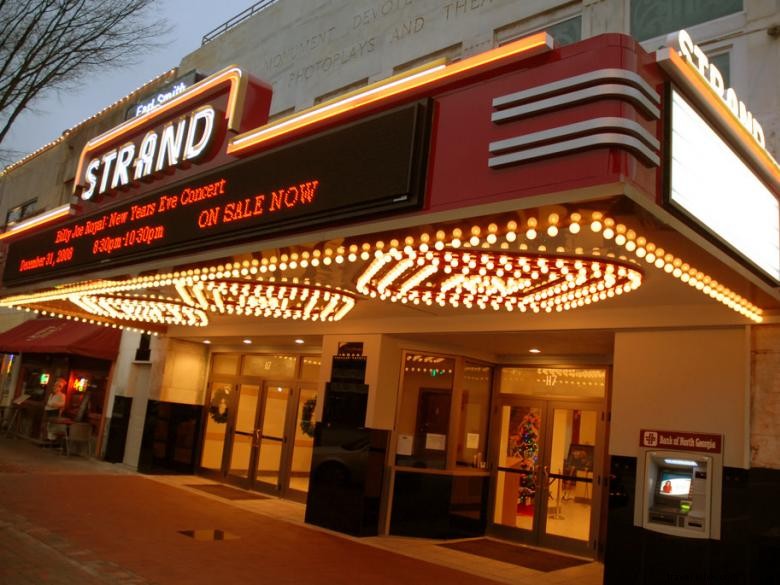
658, 469, 692, 497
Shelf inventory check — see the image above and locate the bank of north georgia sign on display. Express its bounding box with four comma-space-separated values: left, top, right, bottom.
73, 66, 273, 206
671, 29, 766, 149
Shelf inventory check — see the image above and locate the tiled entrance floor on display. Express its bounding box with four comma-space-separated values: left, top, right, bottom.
155, 475, 604, 585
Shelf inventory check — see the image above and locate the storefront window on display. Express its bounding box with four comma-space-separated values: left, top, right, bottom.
11, 355, 109, 440
4, 199, 37, 228
710, 52, 731, 87
21, 367, 49, 400
65, 371, 108, 420
546, 16, 581, 47
631, 0, 742, 41
299, 357, 321, 381
500, 367, 606, 398
0, 354, 15, 408
395, 353, 455, 469
457, 363, 492, 467
242, 354, 297, 378
497, 15, 581, 48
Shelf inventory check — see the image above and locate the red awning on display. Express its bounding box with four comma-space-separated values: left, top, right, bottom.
0, 318, 121, 361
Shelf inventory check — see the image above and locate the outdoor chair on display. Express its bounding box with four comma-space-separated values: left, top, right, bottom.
45, 420, 70, 454
66, 422, 94, 457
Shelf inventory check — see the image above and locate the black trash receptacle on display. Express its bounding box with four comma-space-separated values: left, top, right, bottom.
104, 395, 132, 463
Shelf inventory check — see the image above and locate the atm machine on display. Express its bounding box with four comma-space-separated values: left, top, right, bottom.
635, 449, 722, 539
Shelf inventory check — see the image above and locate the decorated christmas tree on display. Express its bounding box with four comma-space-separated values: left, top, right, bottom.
510, 410, 540, 504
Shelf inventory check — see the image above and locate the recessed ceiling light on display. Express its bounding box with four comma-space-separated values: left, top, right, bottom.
203, 340, 211, 344
294, 339, 305, 345
529, 348, 541, 354
243, 338, 252, 344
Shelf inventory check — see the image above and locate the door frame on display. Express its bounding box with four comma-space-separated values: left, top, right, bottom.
198, 379, 239, 482
487, 393, 607, 558
251, 379, 296, 497
278, 382, 318, 503
224, 381, 265, 490
199, 376, 318, 502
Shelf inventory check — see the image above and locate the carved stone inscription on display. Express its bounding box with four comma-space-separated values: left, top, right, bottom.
255, 0, 503, 93
443, 0, 494, 20
264, 27, 338, 73
286, 38, 377, 87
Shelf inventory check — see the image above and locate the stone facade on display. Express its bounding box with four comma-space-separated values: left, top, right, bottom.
180, 0, 780, 157
751, 324, 780, 469
3, 0, 778, 225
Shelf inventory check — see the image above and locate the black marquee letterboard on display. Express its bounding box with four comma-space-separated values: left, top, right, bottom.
3, 101, 431, 287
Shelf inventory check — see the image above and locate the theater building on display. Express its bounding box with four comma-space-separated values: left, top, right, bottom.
0, 2, 778, 583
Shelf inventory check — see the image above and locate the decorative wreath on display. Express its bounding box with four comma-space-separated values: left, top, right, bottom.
208, 386, 231, 424
300, 398, 317, 437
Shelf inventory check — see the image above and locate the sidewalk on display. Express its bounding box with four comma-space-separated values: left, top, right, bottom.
0, 437, 602, 585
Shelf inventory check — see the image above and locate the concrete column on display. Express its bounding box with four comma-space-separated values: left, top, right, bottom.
751, 324, 780, 469
581, 0, 628, 38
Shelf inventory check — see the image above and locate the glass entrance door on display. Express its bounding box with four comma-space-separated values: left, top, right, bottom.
227, 384, 261, 481
490, 399, 603, 557
202, 380, 318, 499
199, 353, 321, 500
254, 382, 290, 492
286, 385, 318, 498
493, 402, 544, 534
200, 381, 236, 475
542, 404, 599, 548
254, 382, 318, 500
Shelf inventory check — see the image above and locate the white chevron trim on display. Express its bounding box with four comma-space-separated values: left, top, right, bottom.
489, 117, 660, 154
492, 68, 660, 109
488, 133, 661, 168
492, 84, 660, 123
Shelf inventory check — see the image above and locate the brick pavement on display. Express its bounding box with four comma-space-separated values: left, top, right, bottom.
0, 438, 503, 585
0, 509, 147, 585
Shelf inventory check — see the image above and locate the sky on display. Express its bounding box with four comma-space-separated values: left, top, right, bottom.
4, 0, 253, 159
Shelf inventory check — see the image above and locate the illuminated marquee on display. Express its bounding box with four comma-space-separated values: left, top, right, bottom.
69, 293, 209, 327
73, 66, 273, 206
671, 29, 766, 149
667, 89, 779, 283
3, 102, 430, 286
656, 30, 780, 285
3, 33, 558, 285
82, 106, 216, 200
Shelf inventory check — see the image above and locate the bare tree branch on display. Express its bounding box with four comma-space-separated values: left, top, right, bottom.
0, 0, 170, 146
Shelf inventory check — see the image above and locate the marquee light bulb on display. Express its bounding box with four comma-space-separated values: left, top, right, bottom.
0, 207, 765, 325
356, 247, 642, 314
